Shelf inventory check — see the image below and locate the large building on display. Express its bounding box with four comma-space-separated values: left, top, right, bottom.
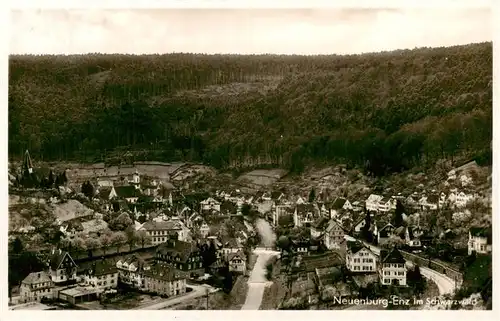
143, 263, 187, 297
379, 248, 407, 286
20, 271, 54, 303
468, 226, 492, 255
155, 238, 204, 278
345, 241, 377, 273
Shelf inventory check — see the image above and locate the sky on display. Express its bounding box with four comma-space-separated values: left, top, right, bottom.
9, 8, 492, 55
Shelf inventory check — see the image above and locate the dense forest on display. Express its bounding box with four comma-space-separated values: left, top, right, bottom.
8, 42, 492, 175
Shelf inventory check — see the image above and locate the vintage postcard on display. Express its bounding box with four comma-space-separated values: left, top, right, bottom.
4, 1, 495, 318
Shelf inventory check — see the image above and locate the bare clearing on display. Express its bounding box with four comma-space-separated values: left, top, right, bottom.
238, 169, 288, 189
53, 199, 95, 222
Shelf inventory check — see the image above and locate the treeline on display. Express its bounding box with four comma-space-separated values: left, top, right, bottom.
8, 42, 492, 175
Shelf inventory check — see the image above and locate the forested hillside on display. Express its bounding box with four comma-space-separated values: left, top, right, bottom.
8, 42, 492, 175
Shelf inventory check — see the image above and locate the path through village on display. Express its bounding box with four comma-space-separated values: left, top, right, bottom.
241, 218, 279, 310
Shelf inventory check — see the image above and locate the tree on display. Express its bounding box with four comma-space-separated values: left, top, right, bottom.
85, 238, 102, 258
393, 200, 405, 227
407, 265, 426, 295
136, 230, 151, 248
110, 232, 127, 253
200, 241, 218, 271
109, 213, 133, 231
72, 237, 87, 253
12, 237, 24, 253
241, 203, 251, 217
81, 181, 95, 199
137, 215, 147, 224
99, 232, 112, 255
124, 225, 138, 251
361, 212, 373, 242
48, 170, 55, 188
308, 188, 316, 203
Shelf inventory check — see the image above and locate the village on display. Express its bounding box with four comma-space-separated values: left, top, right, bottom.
8, 150, 493, 310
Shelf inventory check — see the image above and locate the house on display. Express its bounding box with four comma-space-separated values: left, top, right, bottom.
394, 226, 421, 248
293, 204, 316, 227
379, 248, 407, 286
96, 186, 117, 201
377, 223, 395, 244
324, 219, 345, 250
353, 216, 370, 234
199, 222, 210, 238
366, 194, 383, 212
317, 202, 329, 216
228, 251, 247, 273
116, 255, 149, 290
200, 197, 221, 212
97, 179, 114, 188
141, 220, 190, 245
143, 263, 187, 297
455, 191, 473, 208
20, 271, 54, 303
47, 249, 78, 284
220, 237, 244, 258
351, 201, 363, 212
345, 241, 377, 273
271, 191, 286, 203
155, 238, 204, 278
115, 185, 141, 203
291, 238, 312, 254
468, 227, 492, 255
328, 197, 353, 218
295, 196, 307, 205
273, 205, 294, 226
82, 259, 119, 291
405, 193, 419, 209
378, 197, 392, 213
404, 227, 421, 248
311, 216, 330, 238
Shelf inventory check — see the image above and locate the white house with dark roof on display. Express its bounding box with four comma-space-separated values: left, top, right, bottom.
228, 251, 247, 273
115, 185, 141, 203
366, 194, 383, 212
379, 248, 407, 286
328, 197, 353, 218
47, 249, 78, 284
293, 203, 316, 228
377, 197, 392, 213
20, 271, 54, 302
116, 255, 150, 290
346, 241, 377, 273
468, 227, 492, 255
140, 220, 190, 245
82, 259, 119, 291
324, 219, 345, 250
200, 197, 221, 212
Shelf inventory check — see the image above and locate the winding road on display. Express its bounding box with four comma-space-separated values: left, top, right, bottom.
345, 235, 457, 296
241, 219, 280, 310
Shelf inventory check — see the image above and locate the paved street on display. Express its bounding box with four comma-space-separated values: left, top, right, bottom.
139, 284, 216, 310
241, 219, 279, 310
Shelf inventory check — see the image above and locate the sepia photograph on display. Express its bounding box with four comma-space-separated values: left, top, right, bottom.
6, 6, 493, 312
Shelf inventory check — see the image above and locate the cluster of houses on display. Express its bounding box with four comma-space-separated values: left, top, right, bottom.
19, 229, 249, 305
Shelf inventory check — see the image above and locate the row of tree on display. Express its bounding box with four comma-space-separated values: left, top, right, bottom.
9, 42, 492, 175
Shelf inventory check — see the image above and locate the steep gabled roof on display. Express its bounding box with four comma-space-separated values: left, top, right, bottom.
296, 203, 315, 214
22, 271, 52, 285
98, 187, 113, 200
330, 197, 347, 210
142, 220, 182, 231
156, 240, 200, 264
49, 251, 77, 270
143, 263, 185, 281
380, 248, 406, 264
115, 185, 141, 199
346, 240, 364, 255
228, 250, 246, 262
470, 226, 492, 244
312, 216, 329, 230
